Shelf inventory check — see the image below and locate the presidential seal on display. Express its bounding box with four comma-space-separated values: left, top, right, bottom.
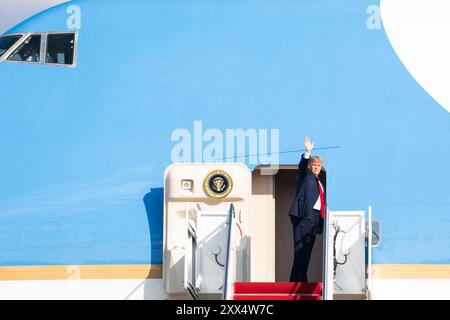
203, 170, 233, 199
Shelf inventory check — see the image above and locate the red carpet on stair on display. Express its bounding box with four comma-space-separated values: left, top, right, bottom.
233, 282, 323, 300
233, 294, 322, 300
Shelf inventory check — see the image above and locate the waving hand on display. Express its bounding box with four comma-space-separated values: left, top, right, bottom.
304, 136, 314, 156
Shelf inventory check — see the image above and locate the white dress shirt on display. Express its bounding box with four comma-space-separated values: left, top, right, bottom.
303, 153, 323, 211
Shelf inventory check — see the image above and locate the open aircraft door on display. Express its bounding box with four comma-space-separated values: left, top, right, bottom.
163, 163, 251, 299
323, 206, 373, 300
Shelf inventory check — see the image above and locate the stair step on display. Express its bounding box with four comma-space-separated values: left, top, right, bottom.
233, 294, 323, 301
234, 282, 322, 295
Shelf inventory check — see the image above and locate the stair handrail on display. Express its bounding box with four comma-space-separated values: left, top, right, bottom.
222, 203, 235, 300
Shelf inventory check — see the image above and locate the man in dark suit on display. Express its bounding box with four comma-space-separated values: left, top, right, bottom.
288, 137, 325, 282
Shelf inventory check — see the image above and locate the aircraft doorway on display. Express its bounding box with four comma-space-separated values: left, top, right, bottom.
251, 165, 326, 283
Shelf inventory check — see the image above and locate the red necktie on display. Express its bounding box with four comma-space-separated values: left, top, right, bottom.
318, 180, 325, 219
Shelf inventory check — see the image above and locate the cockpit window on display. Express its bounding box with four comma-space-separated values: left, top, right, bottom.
2, 32, 77, 67
8, 34, 41, 63
0, 35, 22, 58
46, 33, 75, 65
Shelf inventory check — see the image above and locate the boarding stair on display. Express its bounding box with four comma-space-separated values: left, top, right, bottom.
223, 204, 323, 300
232, 282, 323, 300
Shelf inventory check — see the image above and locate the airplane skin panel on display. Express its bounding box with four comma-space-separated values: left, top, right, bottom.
0, 0, 70, 34
381, 0, 450, 113
0, 0, 449, 268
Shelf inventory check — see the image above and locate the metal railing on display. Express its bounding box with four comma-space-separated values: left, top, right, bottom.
221, 203, 235, 300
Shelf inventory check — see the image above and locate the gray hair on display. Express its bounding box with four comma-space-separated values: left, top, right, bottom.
308, 156, 323, 168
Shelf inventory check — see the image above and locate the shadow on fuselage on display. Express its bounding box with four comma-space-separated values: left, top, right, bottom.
143, 187, 164, 299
